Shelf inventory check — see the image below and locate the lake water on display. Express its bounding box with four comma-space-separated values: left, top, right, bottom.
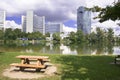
0, 42, 120, 55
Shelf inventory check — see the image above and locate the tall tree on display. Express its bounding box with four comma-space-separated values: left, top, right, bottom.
0, 30, 4, 40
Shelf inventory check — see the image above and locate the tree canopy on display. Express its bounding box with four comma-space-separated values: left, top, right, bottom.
89, 2, 120, 22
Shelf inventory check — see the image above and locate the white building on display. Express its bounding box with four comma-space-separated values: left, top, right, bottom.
0, 11, 6, 30
45, 22, 63, 34
26, 11, 33, 33
21, 15, 26, 32
22, 11, 45, 34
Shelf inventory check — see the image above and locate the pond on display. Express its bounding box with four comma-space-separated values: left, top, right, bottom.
0, 42, 120, 55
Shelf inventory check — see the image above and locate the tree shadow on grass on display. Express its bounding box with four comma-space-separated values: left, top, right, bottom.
57, 55, 120, 80
0, 52, 4, 55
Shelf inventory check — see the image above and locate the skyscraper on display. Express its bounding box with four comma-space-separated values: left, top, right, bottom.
22, 11, 45, 34
0, 11, 6, 30
77, 6, 91, 34
26, 11, 33, 33
45, 22, 63, 34
21, 15, 26, 32
33, 15, 45, 35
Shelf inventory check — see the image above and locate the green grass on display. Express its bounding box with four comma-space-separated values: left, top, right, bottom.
0, 52, 120, 80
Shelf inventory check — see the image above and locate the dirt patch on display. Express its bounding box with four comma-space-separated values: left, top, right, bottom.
3, 63, 57, 79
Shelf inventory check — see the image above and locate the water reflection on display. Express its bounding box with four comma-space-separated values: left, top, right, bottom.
60, 44, 77, 55
0, 42, 120, 55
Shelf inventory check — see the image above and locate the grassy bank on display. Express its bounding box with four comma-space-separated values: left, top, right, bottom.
0, 52, 120, 80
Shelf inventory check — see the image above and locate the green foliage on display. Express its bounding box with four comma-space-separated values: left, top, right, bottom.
52, 32, 61, 43
76, 30, 85, 43
0, 30, 4, 40
63, 28, 117, 45
106, 28, 114, 42
68, 32, 77, 43
45, 32, 50, 37
90, 2, 120, 22
0, 28, 45, 41
4, 28, 16, 40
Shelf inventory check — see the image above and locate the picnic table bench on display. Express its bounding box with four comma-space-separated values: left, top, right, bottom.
10, 55, 50, 71
114, 55, 120, 64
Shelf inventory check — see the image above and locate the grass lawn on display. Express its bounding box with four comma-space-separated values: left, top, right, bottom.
0, 52, 120, 80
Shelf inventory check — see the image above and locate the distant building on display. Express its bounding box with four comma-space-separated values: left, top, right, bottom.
77, 6, 91, 34
26, 11, 33, 33
33, 15, 45, 35
21, 15, 26, 32
45, 22, 63, 34
22, 11, 45, 34
0, 11, 6, 30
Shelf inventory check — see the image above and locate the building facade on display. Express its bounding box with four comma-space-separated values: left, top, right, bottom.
26, 11, 33, 33
45, 22, 63, 34
0, 11, 6, 30
33, 15, 45, 35
22, 11, 45, 34
21, 15, 26, 32
77, 6, 91, 34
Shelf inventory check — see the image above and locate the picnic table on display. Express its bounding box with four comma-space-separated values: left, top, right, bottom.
10, 55, 50, 71
114, 55, 120, 64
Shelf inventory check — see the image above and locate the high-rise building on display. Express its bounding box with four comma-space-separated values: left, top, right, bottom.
21, 15, 26, 32
26, 11, 33, 33
22, 11, 45, 34
33, 15, 45, 35
45, 22, 63, 34
77, 6, 91, 34
0, 11, 6, 30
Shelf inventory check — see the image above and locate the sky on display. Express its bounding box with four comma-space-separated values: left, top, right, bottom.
0, 0, 119, 33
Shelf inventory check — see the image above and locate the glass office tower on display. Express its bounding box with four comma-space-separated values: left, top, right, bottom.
45, 22, 63, 34
77, 6, 91, 34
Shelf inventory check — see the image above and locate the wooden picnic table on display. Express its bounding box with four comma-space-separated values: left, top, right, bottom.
10, 55, 50, 71
114, 55, 120, 64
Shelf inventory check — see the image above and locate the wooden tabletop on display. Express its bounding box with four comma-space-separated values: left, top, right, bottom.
16, 55, 49, 59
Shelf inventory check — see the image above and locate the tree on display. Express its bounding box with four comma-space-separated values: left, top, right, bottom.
4, 28, 17, 40
90, 2, 120, 22
45, 32, 50, 37
96, 27, 106, 42
68, 32, 77, 43
52, 32, 61, 42
0, 30, 4, 40
13, 28, 22, 38
88, 32, 97, 43
76, 30, 85, 43
107, 28, 114, 42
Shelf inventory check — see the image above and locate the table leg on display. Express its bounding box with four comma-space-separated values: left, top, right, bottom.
21, 58, 25, 64
37, 59, 43, 66
25, 58, 30, 64
20, 67, 25, 71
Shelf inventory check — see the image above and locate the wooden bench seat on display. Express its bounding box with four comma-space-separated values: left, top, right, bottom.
114, 55, 120, 64
28, 58, 50, 62
10, 63, 46, 69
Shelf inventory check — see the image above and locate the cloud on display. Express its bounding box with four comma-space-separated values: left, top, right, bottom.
1, 0, 118, 33
86, 0, 114, 8
0, 0, 86, 22
63, 24, 77, 32
5, 20, 21, 29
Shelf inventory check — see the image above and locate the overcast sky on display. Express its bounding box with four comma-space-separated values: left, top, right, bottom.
0, 0, 119, 33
